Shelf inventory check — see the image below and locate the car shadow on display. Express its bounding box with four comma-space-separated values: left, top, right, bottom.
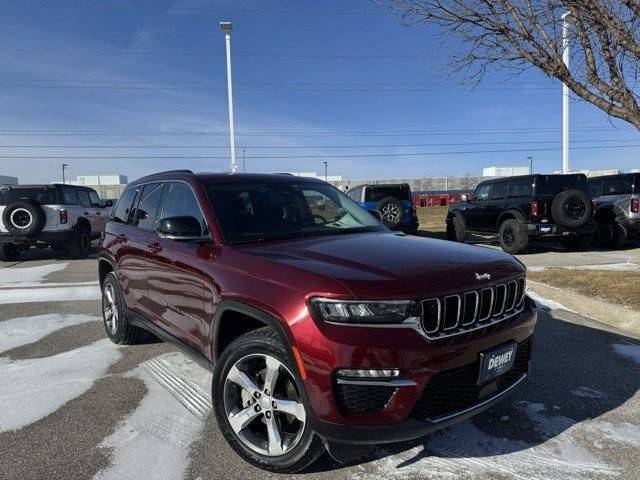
305, 305, 640, 473
3, 244, 99, 263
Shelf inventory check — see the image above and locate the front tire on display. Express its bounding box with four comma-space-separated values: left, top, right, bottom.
498, 219, 529, 254
446, 214, 468, 242
102, 272, 148, 344
212, 328, 325, 473
596, 221, 627, 249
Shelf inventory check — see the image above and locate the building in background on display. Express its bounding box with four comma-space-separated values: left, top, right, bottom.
0, 175, 19, 185
58, 174, 128, 199
482, 165, 531, 177
289, 171, 343, 182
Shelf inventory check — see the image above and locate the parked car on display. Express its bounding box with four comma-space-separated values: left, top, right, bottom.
588, 173, 640, 248
346, 183, 419, 233
447, 174, 597, 254
0, 183, 108, 261
98, 170, 537, 472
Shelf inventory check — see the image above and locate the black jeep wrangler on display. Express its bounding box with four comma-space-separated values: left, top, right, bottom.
446, 174, 597, 254
588, 173, 640, 249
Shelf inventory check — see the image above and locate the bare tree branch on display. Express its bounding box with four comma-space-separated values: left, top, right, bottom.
377, 0, 640, 129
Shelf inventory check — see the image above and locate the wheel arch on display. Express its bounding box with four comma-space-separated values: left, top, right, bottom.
497, 209, 526, 227
98, 255, 115, 286
212, 300, 293, 361
75, 216, 91, 232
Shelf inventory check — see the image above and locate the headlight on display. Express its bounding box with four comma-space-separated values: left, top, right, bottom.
310, 298, 421, 325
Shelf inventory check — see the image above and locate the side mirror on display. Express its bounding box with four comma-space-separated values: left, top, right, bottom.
461, 194, 469, 202
158, 216, 207, 241
368, 209, 383, 222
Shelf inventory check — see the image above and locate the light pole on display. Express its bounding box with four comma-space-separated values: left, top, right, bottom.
220, 21, 237, 173
61, 163, 68, 184
527, 155, 533, 174
323, 161, 328, 182
562, 12, 571, 174
243, 149, 246, 173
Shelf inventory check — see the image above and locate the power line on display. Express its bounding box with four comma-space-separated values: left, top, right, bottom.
0, 143, 638, 159
0, 138, 636, 149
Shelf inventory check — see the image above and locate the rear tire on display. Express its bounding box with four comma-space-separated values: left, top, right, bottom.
68, 226, 91, 259
596, 220, 627, 249
101, 272, 148, 345
551, 189, 592, 228
0, 243, 20, 261
212, 327, 325, 473
2, 200, 47, 236
376, 196, 404, 229
498, 219, 529, 254
561, 233, 594, 252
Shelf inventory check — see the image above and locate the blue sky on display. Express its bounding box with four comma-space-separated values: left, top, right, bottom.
0, 0, 637, 184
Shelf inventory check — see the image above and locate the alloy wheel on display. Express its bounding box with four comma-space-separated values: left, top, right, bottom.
223, 353, 306, 457
102, 283, 118, 335
382, 204, 400, 222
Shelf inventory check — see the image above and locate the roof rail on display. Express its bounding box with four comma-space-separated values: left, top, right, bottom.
152, 169, 193, 175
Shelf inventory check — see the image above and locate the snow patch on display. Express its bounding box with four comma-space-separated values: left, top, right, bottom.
0, 339, 121, 431
0, 285, 101, 304
612, 343, 640, 364
359, 401, 619, 480
93, 354, 207, 480
0, 263, 67, 287
0, 314, 98, 353
527, 266, 546, 272
527, 290, 577, 313
571, 386, 607, 399
563, 262, 640, 272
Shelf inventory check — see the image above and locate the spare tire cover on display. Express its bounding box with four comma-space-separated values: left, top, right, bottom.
2, 200, 47, 236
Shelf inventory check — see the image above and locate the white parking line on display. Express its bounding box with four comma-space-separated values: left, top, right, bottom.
0, 263, 68, 287
0, 284, 101, 304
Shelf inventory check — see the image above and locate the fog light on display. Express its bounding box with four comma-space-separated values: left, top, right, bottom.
337, 368, 400, 378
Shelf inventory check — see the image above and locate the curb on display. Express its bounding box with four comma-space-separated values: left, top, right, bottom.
527, 280, 640, 336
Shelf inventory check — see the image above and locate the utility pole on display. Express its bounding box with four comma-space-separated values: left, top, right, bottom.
527, 155, 533, 174
220, 21, 237, 173
562, 12, 571, 174
323, 161, 328, 182
61, 163, 68, 184
243, 149, 246, 173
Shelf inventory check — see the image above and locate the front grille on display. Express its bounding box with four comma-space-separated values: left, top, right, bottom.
411, 338, 531, 421
421, 278, 526, 340
335, 383, 396, 415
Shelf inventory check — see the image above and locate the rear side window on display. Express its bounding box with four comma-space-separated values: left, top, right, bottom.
508, 179, 533, 198
602, 176, 633, 195
536, 175, 588, 195
161, 182, 205, 233
112, 187, 138, 225
364, 185, 411, 202
62, 187, 78, 205
0, 187, 58, 206
588, 180, 602, 198
490, 182, 507, 200
134, 183, 165, 231
77, 190, 91, 207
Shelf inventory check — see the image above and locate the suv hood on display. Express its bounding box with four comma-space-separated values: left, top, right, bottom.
238, 232, 525, 298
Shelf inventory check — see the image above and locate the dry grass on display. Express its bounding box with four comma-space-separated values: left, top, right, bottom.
417, 206, 448, 233
529, 268, 640, 311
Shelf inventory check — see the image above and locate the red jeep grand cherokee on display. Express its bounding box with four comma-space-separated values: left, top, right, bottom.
98, 170, 537, 472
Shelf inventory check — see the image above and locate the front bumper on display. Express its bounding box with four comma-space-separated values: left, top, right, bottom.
312, 371, 527, 444
293, 297, 537, 443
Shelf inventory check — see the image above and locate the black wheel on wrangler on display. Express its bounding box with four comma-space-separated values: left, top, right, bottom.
561, 233, 594, 251
499, 219, 529, 254
0, 243, 20, 261
68, 226, 91, 259
447, 215, 467, 242
597, 221, 627, 249
102, 272, 147, 344
212, 328, 325, 473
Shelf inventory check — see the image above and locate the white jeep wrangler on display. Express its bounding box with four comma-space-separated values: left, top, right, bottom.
0, 184, 112, 261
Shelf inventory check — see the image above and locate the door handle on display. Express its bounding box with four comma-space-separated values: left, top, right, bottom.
148, 242, 162, 254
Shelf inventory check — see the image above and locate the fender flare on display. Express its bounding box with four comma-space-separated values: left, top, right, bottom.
497, 209, 526, 226
211, 299, 293, 360
97, 253, 116, 285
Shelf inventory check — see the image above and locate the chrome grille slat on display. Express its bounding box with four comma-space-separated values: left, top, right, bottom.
420, 277, 526, 340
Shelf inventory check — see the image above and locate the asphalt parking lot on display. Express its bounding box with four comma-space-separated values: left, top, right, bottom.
1, 246, 639, 479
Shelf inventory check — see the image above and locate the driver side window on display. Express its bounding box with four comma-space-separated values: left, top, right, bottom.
473, 184, 492, 202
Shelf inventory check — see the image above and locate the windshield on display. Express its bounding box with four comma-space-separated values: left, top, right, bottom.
364, 185, 411, 201
205, 181, 385, 245
0, 186, 58, 206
